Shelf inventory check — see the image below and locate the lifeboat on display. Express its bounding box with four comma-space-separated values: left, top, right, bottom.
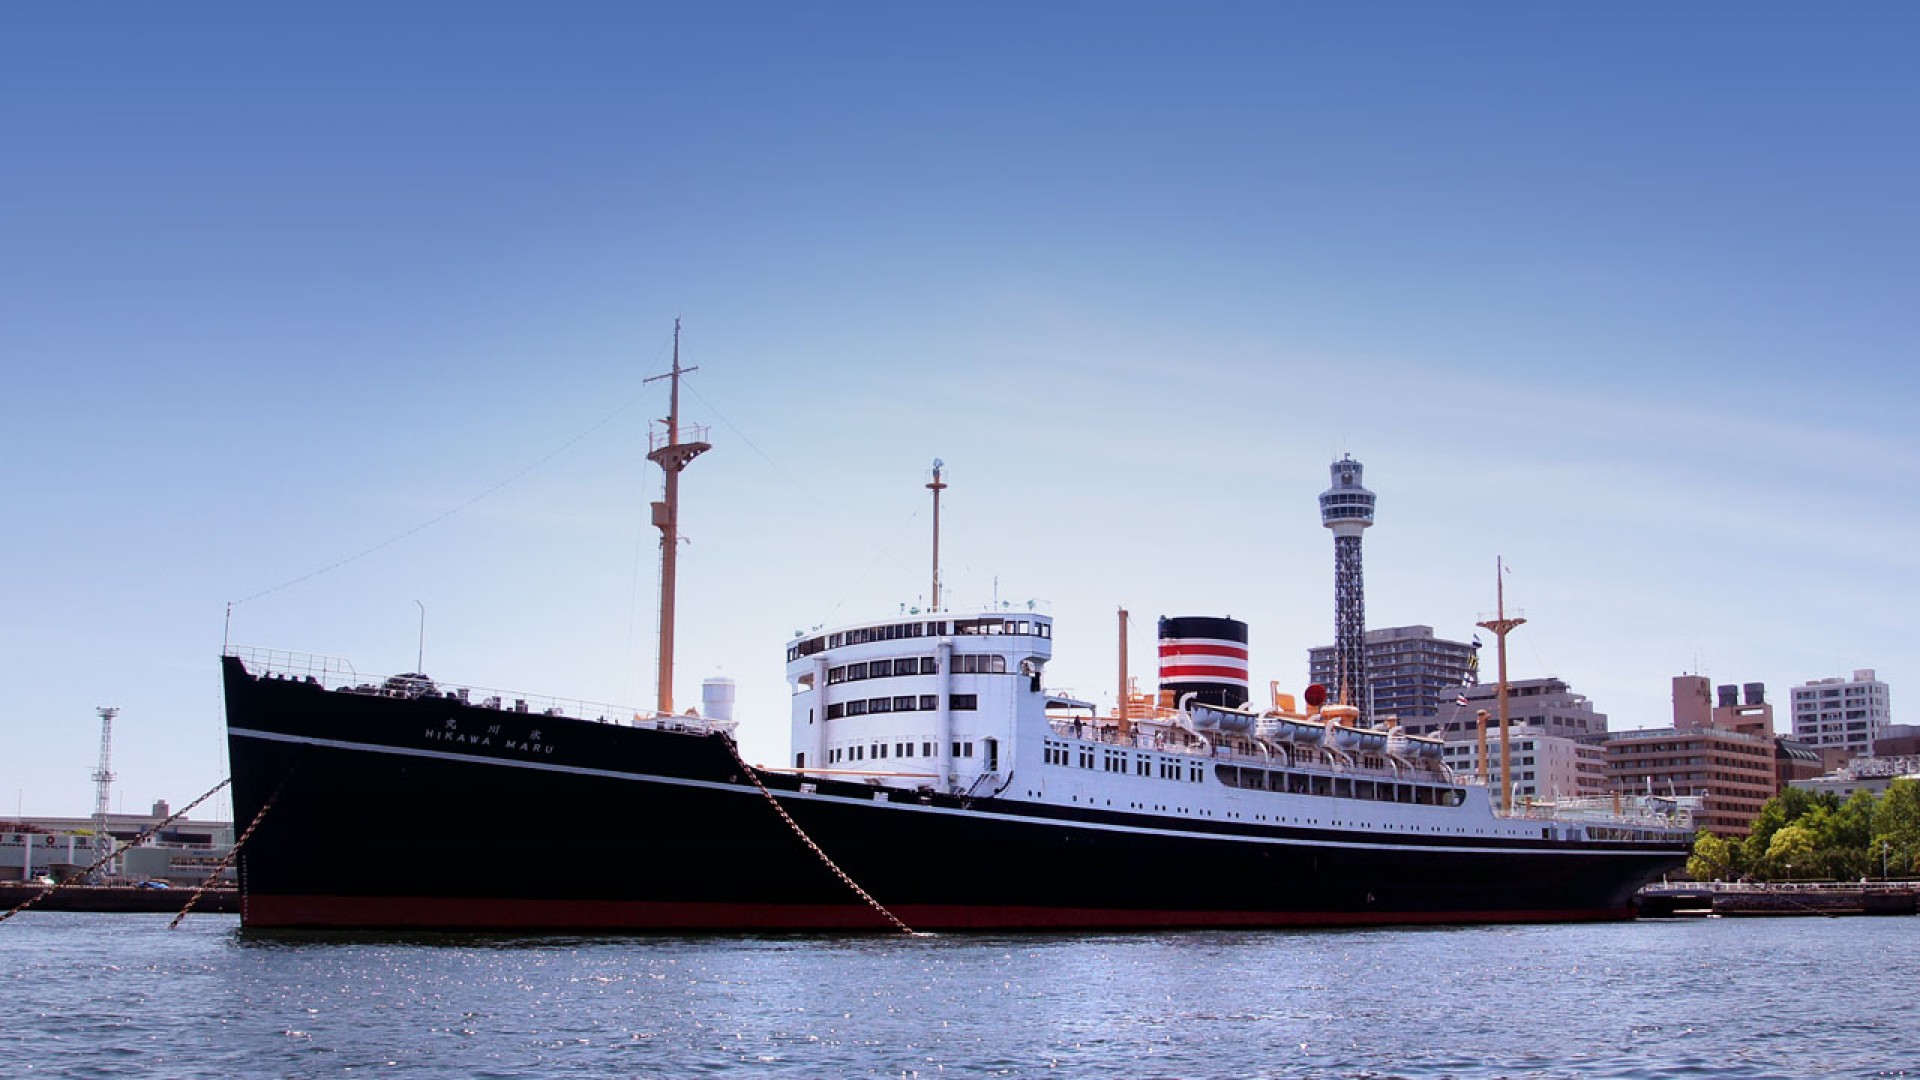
1188, 699, 1258, 734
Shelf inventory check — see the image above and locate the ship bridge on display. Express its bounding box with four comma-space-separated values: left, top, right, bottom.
786, 612, 1053, 795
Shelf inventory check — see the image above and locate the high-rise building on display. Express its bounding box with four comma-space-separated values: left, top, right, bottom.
1790, 670, 1892, 758
1318, 456, 1375, 722
1307, 625, 1478, 722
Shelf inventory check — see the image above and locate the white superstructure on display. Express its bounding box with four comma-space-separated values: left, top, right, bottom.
787, 612, 1053, 797
786, 613, 1691, 844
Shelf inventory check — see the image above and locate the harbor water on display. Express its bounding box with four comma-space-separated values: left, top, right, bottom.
3, 912, 1914, 1078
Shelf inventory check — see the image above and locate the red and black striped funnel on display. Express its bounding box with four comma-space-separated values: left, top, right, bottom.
1157, 616, 1249, 708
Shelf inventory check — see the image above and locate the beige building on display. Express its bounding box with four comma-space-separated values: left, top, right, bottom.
1442, 730, 1607, 801
1407, 677, 1607, 741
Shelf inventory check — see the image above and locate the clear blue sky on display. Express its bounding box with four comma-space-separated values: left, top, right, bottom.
5, 3, 1916, 819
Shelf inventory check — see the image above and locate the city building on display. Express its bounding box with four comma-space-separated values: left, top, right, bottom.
1790, 670, 1892, 758
1775, 737, 1826, 791
1306, 624, 1478, 722
1604, 727, 1777, 838
1442, 731, 1608, 801
1874, 724, 1920, 758
0, 803, 234, 885
1673, 675, 1776, 736
1400, 677, 1606, 742
1791, 755, 1920, 801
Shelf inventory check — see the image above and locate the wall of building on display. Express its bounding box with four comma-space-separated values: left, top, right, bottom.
1604, 727, 1777, 838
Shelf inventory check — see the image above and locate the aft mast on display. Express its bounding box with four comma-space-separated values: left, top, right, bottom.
1476, 557, 1526, 814
645, 320, 711, 716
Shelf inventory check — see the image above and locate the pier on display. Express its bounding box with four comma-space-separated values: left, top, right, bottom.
0, 882, 238, 915
1639, 880, 1920, 918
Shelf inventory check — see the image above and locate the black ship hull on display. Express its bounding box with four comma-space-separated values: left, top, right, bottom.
223, 657, 1686, 931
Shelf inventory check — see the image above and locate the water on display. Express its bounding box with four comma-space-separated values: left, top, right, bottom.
3, 913, 1915, 1078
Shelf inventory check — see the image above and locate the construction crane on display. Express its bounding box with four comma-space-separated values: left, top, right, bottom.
91, 706, 117, 882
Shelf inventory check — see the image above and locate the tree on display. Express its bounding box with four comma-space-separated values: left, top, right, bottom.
1817, 789, 1876, 879
1871, 777, 1920, 878
1744, 788, 1837, 870
1764, 823, 1818, 880
1687, 829, 1741, 882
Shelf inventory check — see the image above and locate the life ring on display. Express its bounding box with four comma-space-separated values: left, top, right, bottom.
42, 835, 55, 846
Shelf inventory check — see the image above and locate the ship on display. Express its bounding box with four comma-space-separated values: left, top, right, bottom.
220, 344, 1694, 931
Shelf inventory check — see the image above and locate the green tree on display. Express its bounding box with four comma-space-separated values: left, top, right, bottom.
1765, 823, 1818, 879
1744, 788, 1836, 871
1817, 789, 1876, 879
1871, 777, 1920, 878
1687, 829, 1741, 881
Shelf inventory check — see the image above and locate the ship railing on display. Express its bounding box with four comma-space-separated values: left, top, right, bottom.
227, 646, 360, 686
650, 423, 711, 453
1647, 879, 1920, 895
1042, 717, 1452, 784
1505, 795, 1697, 832
228, 645, 734, 735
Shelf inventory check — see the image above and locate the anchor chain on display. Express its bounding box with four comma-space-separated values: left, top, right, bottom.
170, 769, 290, 929
1, 777, 232, 925
718, 735, 918, 936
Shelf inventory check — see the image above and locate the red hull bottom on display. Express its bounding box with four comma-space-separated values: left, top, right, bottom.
242, 895, 1634, 931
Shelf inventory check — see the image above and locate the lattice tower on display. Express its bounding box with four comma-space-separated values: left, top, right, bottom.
92, 706, 118, 878
1319, 457, 1376, 723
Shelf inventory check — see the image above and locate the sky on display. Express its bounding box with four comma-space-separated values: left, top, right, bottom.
4, 2, 1917, 820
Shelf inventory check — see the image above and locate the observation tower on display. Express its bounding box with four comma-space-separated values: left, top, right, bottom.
1319, 456, 1376, 722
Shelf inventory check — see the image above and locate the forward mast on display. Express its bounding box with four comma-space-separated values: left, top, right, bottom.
645, 320, 710, 716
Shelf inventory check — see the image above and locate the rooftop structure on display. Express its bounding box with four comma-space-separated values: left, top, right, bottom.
1791, 754, 1920, 802
1674, 675, 1776, 736
1403, 677, 1607, 742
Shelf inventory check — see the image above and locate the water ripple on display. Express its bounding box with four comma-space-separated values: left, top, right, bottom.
1, 914, 1918, 1077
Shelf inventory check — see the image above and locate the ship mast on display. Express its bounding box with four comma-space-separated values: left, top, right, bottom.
1476, 557, 1526, 814
645, 320, 710, 716
927, 459, 946, 612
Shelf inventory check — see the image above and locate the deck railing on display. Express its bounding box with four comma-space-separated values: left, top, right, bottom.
226, 646, 732, 734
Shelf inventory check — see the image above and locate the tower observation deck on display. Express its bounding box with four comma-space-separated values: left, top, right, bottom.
1319, 456, 1376, 722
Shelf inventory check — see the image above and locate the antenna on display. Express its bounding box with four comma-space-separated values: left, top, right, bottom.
927, 459, 946, 612
92, 707, 118, 882
415, 600, 426, 672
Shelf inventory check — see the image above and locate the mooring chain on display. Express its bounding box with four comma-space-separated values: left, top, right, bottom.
0, 777, 233, 925
169, 769, 291, 929
718, 735, 918, 936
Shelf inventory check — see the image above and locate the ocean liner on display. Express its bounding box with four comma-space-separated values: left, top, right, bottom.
221, 351, 1693, 931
